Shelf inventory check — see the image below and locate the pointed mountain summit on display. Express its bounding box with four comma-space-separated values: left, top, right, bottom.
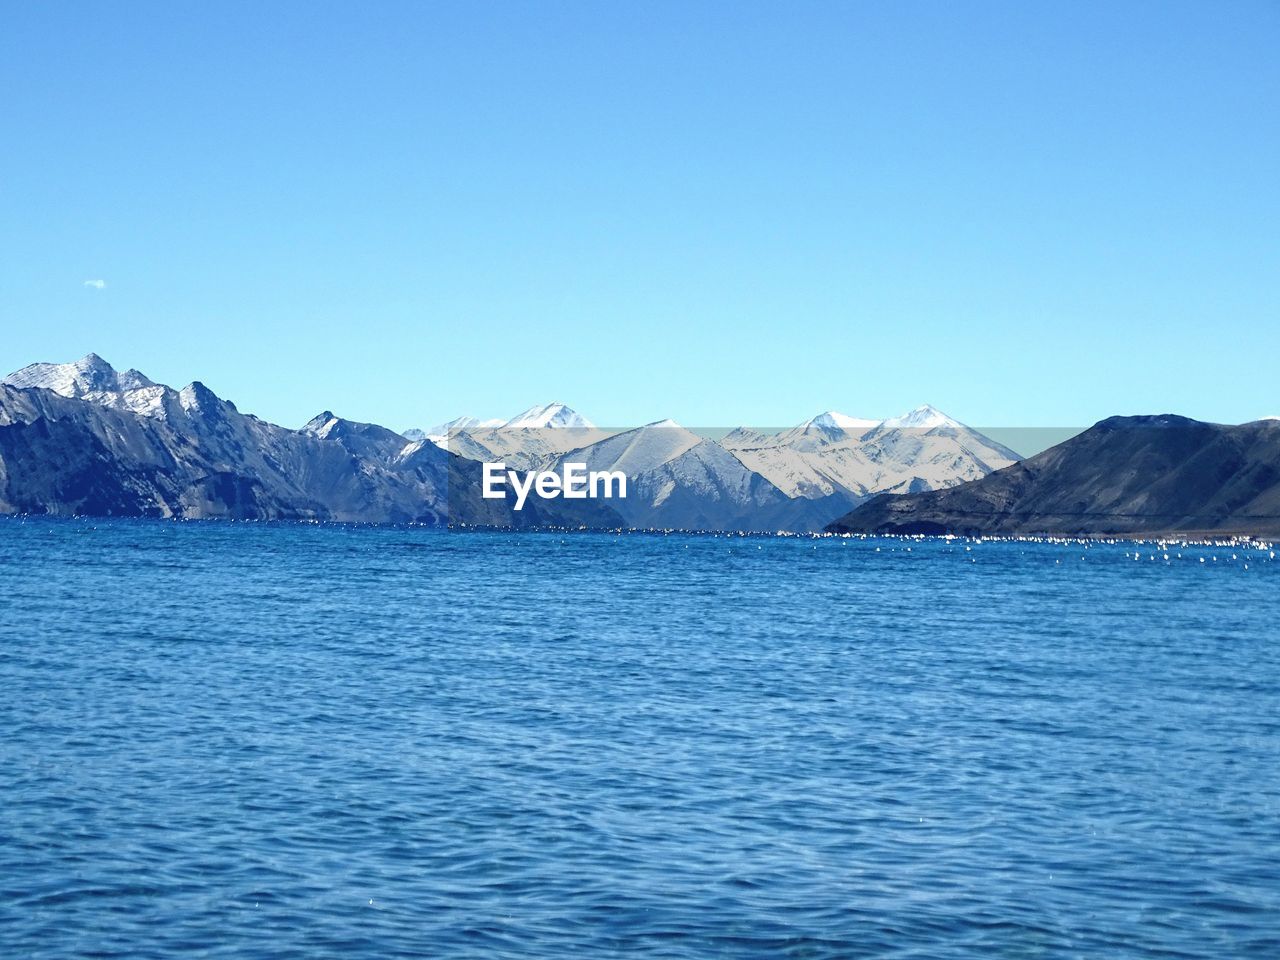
503, 403, 595, 430
0, 354, 1028, 531
3, 353, 156, 399
4, 354, 190, 420
856, 405, 1022, 488
807, 411, 881, 433
781, 411, 880, 448
425, 415, 506, 436
300, 411, 412, 461
402, 416, 505, 449
720, 426, 771, 448
302, 411, 340, 434
722, 404, 1019, 502
721, 412, 880, 454
433, 403, 604, 468
566, 419, 702, 476
177, 380, 234, 414
879, 404, 962, 431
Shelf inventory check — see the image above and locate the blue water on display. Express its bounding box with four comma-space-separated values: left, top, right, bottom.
1, 519, 1278, 959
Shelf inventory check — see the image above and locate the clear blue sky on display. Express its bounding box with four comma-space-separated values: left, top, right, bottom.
2, 1, 1276, 431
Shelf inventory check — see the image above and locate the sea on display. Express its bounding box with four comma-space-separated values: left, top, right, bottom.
1, 518, 1278, 958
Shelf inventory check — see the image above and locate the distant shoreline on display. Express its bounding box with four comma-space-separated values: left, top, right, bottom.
2, 513, 1274, 549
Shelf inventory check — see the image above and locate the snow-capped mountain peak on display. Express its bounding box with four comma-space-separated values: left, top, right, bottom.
880, 404, 963, 431
178, 381, 228, 415
2, 354, 180, 420
2, 353, 156, 399
301, 411, 341, 438
806, 411, 881, 433
422, 415, 505, 436
503, 403, 595, 430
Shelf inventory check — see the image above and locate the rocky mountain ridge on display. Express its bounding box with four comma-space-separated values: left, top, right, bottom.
3, 354, 1027, 531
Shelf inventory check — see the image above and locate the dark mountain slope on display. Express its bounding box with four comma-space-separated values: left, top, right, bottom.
394, 437, 626, 529
826, 416, 1280, 537
0, 380, 623, 527
0, 383, 436, 521
300, 411, 411, 463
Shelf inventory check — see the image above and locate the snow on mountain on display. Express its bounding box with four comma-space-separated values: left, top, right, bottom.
774, 411, 879, 450
720, 426, 772, 448
1, 353, 261, 426
879, 404, 962, 431
1, 354, 201, 421
301, 411, 343, 439
724, 405, 1018, 500
721, 410, 885, 498
405, 407, 593, 458
721, 411, 880, 456
563, 420, 701, 476
0, 361, 457, 523
728, 444, 873, 500
809, 411, 881, 433
853, 406, 1021, 492
503, 403, 595, 430
550, 420, 831, 530
3, 353, 152, 398
402, 416, 506, 452
425, 415, 506, 435
412, 406, 588, 439
421, 403, 605, 467
0, 357, 1017, 529
300, 411, 413, 461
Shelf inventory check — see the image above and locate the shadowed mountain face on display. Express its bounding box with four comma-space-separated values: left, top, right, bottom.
827, 416, 1280, 538
544, 421, 855, 531
300, 411, 411, 463
0, 359, 622, 527
1, 354, 1024, 531
0, 382, 446, 522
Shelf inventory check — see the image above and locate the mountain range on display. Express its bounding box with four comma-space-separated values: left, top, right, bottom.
827, 415, 1280, 537
722, 406, 1019, 501
423, 400, 1021, 530
0, 354, 1024, 531
10, 354, 1274, 536
0, 355, 620, 527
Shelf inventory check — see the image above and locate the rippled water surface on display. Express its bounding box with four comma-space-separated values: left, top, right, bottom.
2, 519, 1279, 958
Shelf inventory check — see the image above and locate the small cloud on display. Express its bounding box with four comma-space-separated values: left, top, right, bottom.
83, 279, 106, 290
